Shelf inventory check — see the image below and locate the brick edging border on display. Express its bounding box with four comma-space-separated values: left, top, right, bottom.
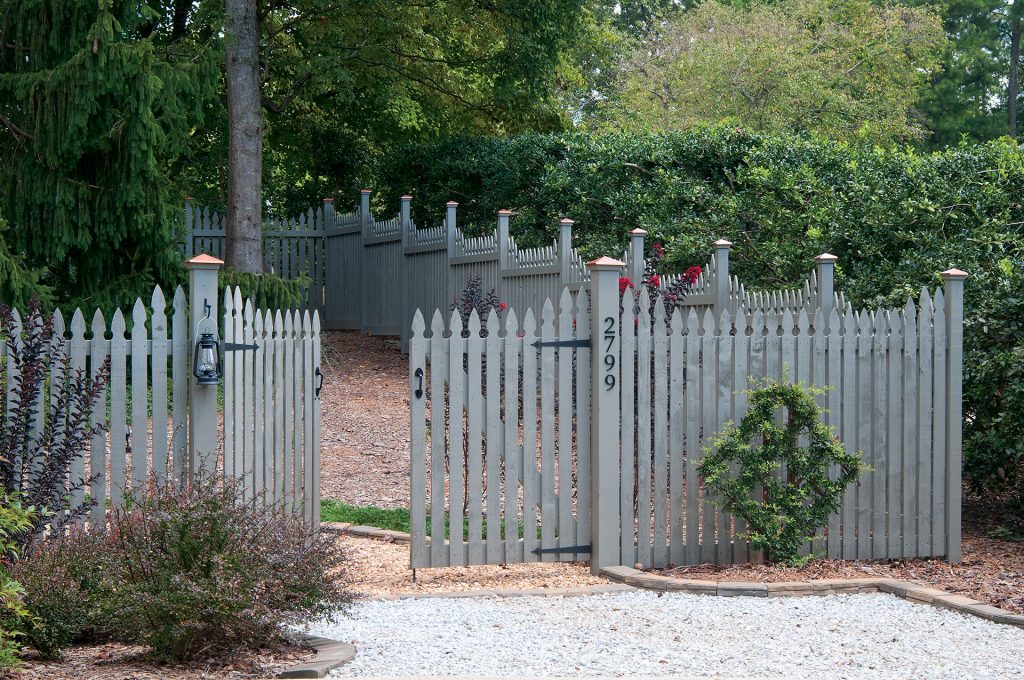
279, 635, 356, 679
601, 565, 1024, 629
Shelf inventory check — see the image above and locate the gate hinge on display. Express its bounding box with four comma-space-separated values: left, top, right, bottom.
223, 342, 259, 352
531, 544, 592, 555
531, 338, 591, 349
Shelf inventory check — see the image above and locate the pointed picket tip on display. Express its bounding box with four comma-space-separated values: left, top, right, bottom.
70, 308, 86, 335
284, 309, 295, 333
222, 285, 233, 313
485, 308, 500, 335
273, 309, 285, 333
173, 285, 186, 306
782, 308, 795, 334
132, 297, 147, 319
521, 308, 536, 336
111, 308, 126, 335
505, 308, 519, 336
312, 311, 321, 335
700, 307, 715, 335
243, 299, 255, 322
828, 306, 840, 334
90, 308, 105, 334
263, 309, 274, 335
151, 284, 166, 312
51, 307, 65, 333
558, 286, 573, 312
797, 308, 810, 332
429, 309, 445, 337
448, 308, 464, 336
301, 309, 311, 334
411, 309, 425, 335
933, 286, 945, 310
541, 297, 555, 326
232, 286, 243, 309
717, 308, 731, 334
920, 287, 934, 315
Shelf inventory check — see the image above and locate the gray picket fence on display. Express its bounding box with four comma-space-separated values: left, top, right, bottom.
408, 250, 967, 572
1, 268, 322, 528
187, 192, 842, 351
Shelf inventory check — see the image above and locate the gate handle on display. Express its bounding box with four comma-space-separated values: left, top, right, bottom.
414, 367, 424, 399
314, 367, 324, 398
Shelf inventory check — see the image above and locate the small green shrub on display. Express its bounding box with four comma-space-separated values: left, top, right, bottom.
0, 491, 36, 668
106, 473, 350, 662
696, 379, 865, 566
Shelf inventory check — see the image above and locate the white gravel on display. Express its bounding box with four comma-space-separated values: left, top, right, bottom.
303, 591, 1024, 679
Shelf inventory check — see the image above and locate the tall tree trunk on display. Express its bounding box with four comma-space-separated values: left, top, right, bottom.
225, 0, 263, 273
1011, 5, 1021, 138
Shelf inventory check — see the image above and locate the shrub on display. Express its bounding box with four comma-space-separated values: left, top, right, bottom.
7, 529, 118, 660
375, 128, 1024, 513
0, 491, 35, 668
451, 274, 504, 330
220, 269, 310, 310
0, 300, 108, 549
696, 379, 865, 566
105, 473, 350, 662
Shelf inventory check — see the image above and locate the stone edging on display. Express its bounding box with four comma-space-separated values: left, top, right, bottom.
279, 636, 356, 679
601, 565, 1024, 629
364, 583, 637, 601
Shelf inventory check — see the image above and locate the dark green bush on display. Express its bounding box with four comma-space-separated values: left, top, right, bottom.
375, 127, 1024, 512
0, 492, 35, 668
219, 269, 310, 311
697, 380, 865, 566
106, 474, 350, 662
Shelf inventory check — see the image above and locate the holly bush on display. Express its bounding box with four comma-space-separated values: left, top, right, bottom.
696, 380, 865, 566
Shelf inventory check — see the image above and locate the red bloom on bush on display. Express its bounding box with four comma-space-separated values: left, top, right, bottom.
652, 242, 665, 259
684, 266, 702, 285
499, 302, 507, 311
619, 276, 634, 293
648, 274, 661, 288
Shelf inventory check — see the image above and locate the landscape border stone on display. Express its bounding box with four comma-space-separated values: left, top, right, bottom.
601, 566, 1024, 630
279, 636, 356, 679
320, 524, 1024, 630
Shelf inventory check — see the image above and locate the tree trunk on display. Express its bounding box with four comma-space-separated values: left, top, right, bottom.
225, 0, 264, 273
1011, 11, 1021, 137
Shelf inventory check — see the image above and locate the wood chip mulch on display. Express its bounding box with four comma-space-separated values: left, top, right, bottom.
5, 641, 314, 680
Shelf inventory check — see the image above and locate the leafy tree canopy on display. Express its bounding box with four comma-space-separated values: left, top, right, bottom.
592, 0, 947, 145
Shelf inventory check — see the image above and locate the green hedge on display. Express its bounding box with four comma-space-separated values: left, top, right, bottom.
375, 127, 1024, 513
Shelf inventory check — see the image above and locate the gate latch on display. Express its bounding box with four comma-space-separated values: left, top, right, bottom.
315, 367, 324, 398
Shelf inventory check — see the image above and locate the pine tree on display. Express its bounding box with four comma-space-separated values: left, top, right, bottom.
0, 0, 216, 308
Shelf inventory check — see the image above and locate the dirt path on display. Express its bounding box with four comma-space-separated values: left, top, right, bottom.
319, 331, 411, 507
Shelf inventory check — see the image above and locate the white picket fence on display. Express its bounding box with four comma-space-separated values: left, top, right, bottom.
409, 251, 967, 571
1, 270, 322, 527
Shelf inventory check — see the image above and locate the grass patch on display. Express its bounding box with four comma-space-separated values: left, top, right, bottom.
319, 500, 545, 540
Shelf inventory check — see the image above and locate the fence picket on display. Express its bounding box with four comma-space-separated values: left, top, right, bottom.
519, 310, 538, 563
684, 309, 701, 565
89, 310, 107, 525
825, 308, 842, 557
171, 287, 188, 481
484, 310, 503, 565
918, 291, 934, 555
539, 300, 556, 562
504, 310, 521, 563
130, 299, 148, 501
410, 311, 428, 568
66, 311, 86, 519
620, 293, 637, 564
448, 311, 466, 566
932, 289, 947, 557
283, 310, 295, 507
651, 298, 668, 566
636, 290, 653, 566
558, 289, 575, 560
887, 310, 904, 558
575, 290, 592, 556
243, 301, 256, 498
151, 287, 169, 481
109, 310, 127, 510
429, 310, 448, 567
669, 309, 686, 566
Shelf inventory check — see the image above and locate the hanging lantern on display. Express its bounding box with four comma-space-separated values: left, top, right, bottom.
192, 331, 221, 385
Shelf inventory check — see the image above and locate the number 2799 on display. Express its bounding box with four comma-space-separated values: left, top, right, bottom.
603, 316, 616, 391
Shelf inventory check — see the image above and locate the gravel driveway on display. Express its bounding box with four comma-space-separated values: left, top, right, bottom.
305, 591, 1023, 678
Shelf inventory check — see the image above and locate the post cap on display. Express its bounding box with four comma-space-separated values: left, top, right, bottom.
814, 253, 838, 264
497, 209, 513, 216
630, 228, 648, 236
940, 268, 969, 280
446, 201, 459, 208
401, 194, 412, 200
185, 254, 224, 269
559, 218, 575, 227
184, 196, 195, 202
360, 188, 372, 194
323, 197, 334, 204
586, 256, 626, 271
713, 239, 733, 249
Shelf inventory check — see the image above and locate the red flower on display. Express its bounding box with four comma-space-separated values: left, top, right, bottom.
619, 276, 634, 293
499, 302, 507, 311
652, 242, 665, 259
684, 266, 702, 285
648, 274, 661, 288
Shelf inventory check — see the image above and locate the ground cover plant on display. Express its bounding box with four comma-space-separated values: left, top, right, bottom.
697, 379, 865, 566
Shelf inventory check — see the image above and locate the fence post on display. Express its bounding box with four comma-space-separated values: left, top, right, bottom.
587, 256, 624, 574
713, 239, 732, 316
941, 268, 967, 563
400, 194, 412, 244
629, 228, 646, 286
184, 198, 195, 259
559, 218, 574, 284
815, 253, 838, 311
359, 189, 372, 237
445, 201, 458, 258
186, 254, 224, 478
497, 209, 512, 272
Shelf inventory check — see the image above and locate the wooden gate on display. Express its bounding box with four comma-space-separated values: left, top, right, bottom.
222, 286, 323, 526
408, 289, 591, 568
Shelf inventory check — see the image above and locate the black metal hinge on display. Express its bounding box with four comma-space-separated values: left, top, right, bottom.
531, 544, 592, 555
223, 342, 259, 352
531, 338, 591, 349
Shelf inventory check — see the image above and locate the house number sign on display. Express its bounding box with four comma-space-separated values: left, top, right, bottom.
603, 316, 616, 391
